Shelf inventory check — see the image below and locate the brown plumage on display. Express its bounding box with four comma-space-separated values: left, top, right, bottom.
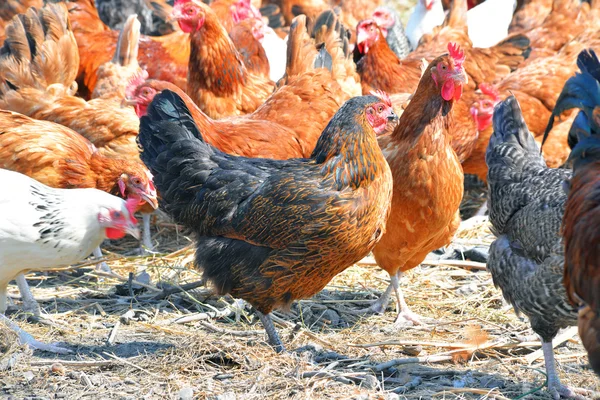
229, 18, 271, 79
363, 45, 467, 325
65, 0, 189, 97
129, 79, 305, 158
0, 3, 141, 162
138, 90, 395, 352
174, 0, 275, 119
129, 11, 359, 159
0, 110, 154, 204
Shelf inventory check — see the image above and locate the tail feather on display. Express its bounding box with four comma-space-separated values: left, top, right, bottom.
282, 15, 319, 80
543, 49, 600, 154
486, 95, 545, 173
112, 14, 140, 67
0, 3, 79, 97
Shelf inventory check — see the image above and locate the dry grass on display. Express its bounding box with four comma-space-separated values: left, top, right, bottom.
1, 206, 598, 400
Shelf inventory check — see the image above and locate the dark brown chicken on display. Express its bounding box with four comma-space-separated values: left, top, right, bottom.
550, 49, 600, 377
137, 90, 395, 352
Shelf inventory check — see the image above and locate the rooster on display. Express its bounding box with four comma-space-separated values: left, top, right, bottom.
172, 0, 275, 119
545, 49, 600, 377
359, 43, 466, 326
137, 90, 395, 352
486, 96, 585, 400
1, 169, 139, 354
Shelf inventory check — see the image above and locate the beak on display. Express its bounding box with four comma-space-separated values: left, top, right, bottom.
122, 98, 138, 107
356, 30, 369, 48
171, 8, 184, 21
125, 221, 141, 240
387, 109, 399, 123
140, 190, 159, 209
452, 69, 468, 85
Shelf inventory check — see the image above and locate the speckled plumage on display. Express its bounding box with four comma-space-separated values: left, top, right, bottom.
486, 96, 577, 342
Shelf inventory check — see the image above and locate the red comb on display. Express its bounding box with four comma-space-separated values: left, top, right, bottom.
174, 0, 190, 5
479, 83, 500, 100
370, 90, 392, 107
448, 42, 465, 68
125, 69, 149, 99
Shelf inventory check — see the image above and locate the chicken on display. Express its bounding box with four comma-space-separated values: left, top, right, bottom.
405, 0, 445, 50
95, 0, 175, 35
0, 4, 159, 252
92, 15, 143, 100
0, 169, 139, 354
0, 110, 156, 274
127, 78, 305, 158
372, 6, 413, 60
0, 0, 43, 43
228, 18, 271, 80
137, 89, 395, 352
359, 43, 466, 326
464, 48, 580, 182
517, 0, 593, 62
65, 0, 189, 97
486, 96, 585, 400
509, 0, 552, 33
128, 11, 360, 159
172, 0, 275, 119
356, 17, 531, 95
546, 49, 600, 377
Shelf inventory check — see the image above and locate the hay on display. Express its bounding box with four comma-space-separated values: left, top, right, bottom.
1, 203, 598, 400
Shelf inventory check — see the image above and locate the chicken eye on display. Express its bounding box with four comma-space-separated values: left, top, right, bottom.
113, 211, 122, 218
378, 106, 383, 113
441, 64, 447, 71
132, 177, 141, 185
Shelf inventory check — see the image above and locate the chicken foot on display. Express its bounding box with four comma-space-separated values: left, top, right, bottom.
255, 309, 285, 353
541, 340, 586, 400
93, 246, 112, 273
390, 273, 433, 327
0, 313, 71, 354
15, 274, 41, 317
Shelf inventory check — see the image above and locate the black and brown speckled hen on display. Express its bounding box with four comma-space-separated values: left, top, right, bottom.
137, 90, 395, 353
485, 96, 584, 400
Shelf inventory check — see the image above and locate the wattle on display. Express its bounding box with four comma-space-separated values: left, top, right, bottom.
105, 227, 126, 240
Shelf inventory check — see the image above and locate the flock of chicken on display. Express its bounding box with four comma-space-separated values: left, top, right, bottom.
0, 0, 598, 397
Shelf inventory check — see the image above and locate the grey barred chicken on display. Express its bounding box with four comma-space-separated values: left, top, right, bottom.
486, 96, 584, 400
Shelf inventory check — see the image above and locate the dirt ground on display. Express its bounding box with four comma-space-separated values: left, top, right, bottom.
1, 178, 599, 400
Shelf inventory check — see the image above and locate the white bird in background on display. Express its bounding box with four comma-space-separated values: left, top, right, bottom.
0, 169, 140, 353
261, 25, 288, 82
467, 0, 518, 48
405, 0, 519, 49
405, 0, 445, 49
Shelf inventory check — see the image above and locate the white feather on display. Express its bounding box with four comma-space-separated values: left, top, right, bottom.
467, 0, 517, 48
261, 27, 287, 82
405, 0, 445, 50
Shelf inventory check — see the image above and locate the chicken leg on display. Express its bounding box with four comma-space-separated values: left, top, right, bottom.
0, 282, 70, 354
255, 309, 285, 353
541, 340, 586, 400
15, 274, 41, 317
390, 272, 428, 327
93, 246, 112, 273
140, 213, 154, 253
